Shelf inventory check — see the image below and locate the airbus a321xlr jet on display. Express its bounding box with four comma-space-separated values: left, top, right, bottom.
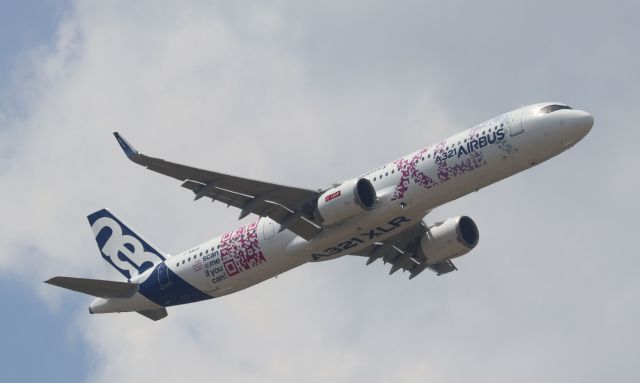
46, 102, 593, 321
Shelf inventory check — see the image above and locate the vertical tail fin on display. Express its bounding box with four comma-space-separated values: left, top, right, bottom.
87, 209, 167, 280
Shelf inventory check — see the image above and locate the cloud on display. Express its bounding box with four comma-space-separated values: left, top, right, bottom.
1, 0, 639, 382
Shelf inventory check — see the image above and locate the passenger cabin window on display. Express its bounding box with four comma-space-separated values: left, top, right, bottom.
539, 104, 572, 114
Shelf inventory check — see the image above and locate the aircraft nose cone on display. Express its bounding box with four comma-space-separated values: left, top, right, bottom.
576, 110, 594, 132
572, 110, 594, 140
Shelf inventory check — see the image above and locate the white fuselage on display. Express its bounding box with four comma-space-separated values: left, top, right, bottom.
90, 103, 593, 314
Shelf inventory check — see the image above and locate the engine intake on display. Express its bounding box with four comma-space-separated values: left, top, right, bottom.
420, 216, 479, 264
315, 178, 376, 226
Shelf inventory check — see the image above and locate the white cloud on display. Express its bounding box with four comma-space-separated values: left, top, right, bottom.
2, 1, 639, 382
0, 1, 454, 381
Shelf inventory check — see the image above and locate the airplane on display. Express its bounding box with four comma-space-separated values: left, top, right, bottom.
46, 102, 593, 321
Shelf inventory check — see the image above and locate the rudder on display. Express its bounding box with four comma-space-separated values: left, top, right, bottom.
88, 209, 167, 280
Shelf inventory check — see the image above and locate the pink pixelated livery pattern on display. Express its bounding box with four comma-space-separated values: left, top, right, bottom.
390, 114, 512, 200
391, 147, 437, 200
220, 221, 266, 276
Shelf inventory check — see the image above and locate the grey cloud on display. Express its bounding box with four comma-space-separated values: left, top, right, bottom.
1, 0, 639, 382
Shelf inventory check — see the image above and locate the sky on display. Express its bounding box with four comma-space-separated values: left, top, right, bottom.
0, 0, 639, 382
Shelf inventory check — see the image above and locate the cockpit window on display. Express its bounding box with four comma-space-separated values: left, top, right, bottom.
539, 104, 572, 114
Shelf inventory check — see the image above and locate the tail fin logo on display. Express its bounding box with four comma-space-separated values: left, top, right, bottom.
88, 209, 166, 279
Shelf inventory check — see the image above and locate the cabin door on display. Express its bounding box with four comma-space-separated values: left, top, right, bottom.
509, 107, 524, 136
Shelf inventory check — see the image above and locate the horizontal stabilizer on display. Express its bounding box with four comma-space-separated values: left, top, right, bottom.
137, 308, 168, 321
45, 276, 137, 298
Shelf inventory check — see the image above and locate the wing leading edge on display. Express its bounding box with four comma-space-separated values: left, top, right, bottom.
113, 133, 322, 240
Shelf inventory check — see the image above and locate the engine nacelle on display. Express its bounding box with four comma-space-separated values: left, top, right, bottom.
315, 178, 376, 226
420, 216, 479, 264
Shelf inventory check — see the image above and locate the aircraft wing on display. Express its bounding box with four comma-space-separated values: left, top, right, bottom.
351, 221, 457, 279
113, 133, 323, 240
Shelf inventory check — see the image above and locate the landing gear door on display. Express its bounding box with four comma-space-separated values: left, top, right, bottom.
509, 107, 524, 136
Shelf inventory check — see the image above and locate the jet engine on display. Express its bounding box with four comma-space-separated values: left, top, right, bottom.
315, 178, 376, 226
419, 216, 479, 264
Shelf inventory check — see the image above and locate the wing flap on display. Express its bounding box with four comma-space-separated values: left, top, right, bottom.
428, 260, 457, 275
45, 276, 137, 298
283, 217, 322, 240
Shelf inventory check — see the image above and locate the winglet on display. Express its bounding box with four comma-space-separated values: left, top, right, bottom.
113, 132, 139, 159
